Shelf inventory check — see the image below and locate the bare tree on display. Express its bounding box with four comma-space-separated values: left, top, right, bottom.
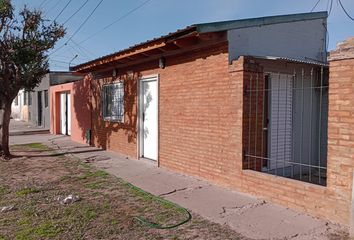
0, 0, 65, 159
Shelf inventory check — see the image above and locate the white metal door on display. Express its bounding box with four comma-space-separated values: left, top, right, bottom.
67, 93, 71, 136
268, 73, 293, 170
60, 93, 67, 135
141, 79, 158, 160
60, 92, 71, 135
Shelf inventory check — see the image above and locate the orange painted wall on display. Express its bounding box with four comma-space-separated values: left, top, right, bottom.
49, 77, 91, 144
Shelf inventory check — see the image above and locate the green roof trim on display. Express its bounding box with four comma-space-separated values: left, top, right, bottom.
194, 11, 328, 33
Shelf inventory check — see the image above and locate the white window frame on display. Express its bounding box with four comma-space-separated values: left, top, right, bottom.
102, 82, 124, 122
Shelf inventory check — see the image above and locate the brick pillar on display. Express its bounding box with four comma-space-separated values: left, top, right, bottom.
229, 57, 264, 172
328, 37, 354, 230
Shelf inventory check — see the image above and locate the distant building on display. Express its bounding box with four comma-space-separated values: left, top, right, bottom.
11, 72, 82, 131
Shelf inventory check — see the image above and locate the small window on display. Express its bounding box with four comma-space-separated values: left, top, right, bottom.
14, 96, 19, 106
102, 82, 124, 122
44, 90, 49, 108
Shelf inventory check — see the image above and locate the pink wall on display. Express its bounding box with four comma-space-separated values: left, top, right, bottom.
50, 77, 91, 144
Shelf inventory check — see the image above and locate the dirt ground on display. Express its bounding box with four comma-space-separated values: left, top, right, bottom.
0, 143, 248, 240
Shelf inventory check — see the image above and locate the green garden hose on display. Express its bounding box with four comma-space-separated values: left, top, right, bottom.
125, 182, 192, 229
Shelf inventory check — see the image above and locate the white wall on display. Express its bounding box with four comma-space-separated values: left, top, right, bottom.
11, 89, 24, 120
228, 18, 327, 63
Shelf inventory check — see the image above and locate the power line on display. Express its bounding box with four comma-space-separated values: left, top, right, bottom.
39, 0, 50, 8
63, 0, 90, 25
311, 0, 322, 12
46, 0, 64, 16
328, 0, 333, 16
53, 0, 73, 22
78, 0, 152, 45
338, 0, 354, 21
69, 39, 96, 58
49, 0, 105, 56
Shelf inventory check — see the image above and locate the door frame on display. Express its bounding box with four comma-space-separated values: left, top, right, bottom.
60, 91, 71, 136
137, 74, 159, 164
37, 91, 43, 126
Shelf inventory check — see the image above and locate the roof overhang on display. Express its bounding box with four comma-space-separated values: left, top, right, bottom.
71, 11, 328, 73
195, 11, 327, 33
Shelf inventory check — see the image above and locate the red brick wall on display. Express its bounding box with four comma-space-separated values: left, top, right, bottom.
228, 56, 352, 225
90, 73, 138, 158
87, 40, 354, 226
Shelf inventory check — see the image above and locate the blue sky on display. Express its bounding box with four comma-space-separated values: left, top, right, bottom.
13, 0, 354, 70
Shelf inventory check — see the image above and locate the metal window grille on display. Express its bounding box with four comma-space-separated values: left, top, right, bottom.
243, 66, 328, 186
102, 82, 124, 122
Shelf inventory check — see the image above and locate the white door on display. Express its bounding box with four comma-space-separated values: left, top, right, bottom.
141, 79, 158, 160
268, 73, 293, 170
60, 93, 67, 135
60, 92, 71, 135
67, 93, 71, 135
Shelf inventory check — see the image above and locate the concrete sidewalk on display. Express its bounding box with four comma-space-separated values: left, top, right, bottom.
9, 119, 49, 136
10, 133, 347, 240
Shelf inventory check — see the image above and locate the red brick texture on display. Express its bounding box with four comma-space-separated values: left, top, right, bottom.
87, 40, 354, 226
90, 73, 138, 157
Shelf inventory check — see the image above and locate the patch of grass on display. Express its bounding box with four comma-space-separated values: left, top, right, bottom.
22, 204, 38, 218
15, 221, 61, 240
16, 187, 40, 196
78, 162, 91, 169
59, 175, 72, 182
78, 170, 109, 180
85, 181, 105, 189
14, 143, 49, 151
0, 186, 8, 197
0, 143, 248, 240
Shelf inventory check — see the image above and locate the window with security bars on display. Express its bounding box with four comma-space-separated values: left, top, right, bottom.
102, 83, 124, 122
243, 66, 329, 186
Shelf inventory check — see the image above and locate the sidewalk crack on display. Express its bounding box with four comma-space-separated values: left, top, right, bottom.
158, 185, 204, 197
159, 187, 188, 197
220, 200, 267, 218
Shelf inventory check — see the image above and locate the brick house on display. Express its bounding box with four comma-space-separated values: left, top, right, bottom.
49, 72, 89, 144
68, 11, 354, 226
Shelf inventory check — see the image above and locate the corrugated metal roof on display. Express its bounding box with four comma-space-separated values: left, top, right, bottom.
251, 55, 329, 66
71, 11, 328, 72
195, 11, 327, 33
71, 26, 196, 71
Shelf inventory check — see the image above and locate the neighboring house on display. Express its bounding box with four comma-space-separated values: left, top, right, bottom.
11, 72, 83, 131
49, 72, 89, 144
11, 89, 25, 120
27, 74, 50, 129
49, 11, 353, 227
11, 76, 47, 125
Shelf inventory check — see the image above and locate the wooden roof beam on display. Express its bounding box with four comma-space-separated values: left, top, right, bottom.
172, 36, 199, 48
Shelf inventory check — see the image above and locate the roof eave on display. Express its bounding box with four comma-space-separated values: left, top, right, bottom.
195, 11, 328, 33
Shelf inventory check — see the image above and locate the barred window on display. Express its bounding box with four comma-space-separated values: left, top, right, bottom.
102, 82, 124, 122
